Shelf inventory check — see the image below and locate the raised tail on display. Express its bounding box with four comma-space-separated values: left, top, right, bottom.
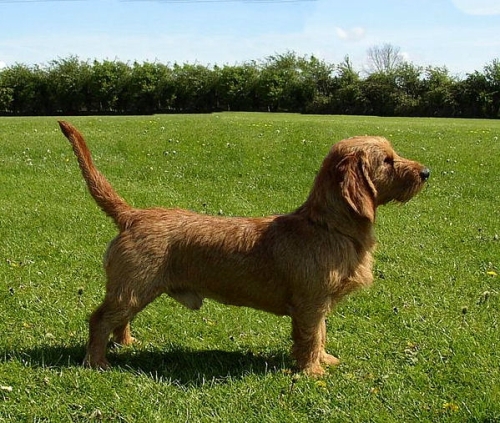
58, 121, 132, 230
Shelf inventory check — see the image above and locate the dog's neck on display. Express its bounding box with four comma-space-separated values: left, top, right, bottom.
294, 199, 376, 249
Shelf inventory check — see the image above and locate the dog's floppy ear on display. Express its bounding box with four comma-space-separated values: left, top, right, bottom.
337, 151, 377, 222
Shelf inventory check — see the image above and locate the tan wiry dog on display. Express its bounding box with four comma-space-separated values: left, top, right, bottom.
58, 121, 429, 376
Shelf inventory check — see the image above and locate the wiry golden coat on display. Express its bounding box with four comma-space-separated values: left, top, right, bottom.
58, 121, 429, 376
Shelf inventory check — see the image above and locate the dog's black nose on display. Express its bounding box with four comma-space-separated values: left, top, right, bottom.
420, 168, 430, 181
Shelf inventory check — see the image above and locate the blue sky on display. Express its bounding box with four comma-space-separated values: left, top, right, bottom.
0, 0, 499, 76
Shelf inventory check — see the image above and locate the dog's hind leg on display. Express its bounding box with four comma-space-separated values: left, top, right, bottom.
112, 322, 135, 346
84, 281, 164, 368
84, 298, 134, 369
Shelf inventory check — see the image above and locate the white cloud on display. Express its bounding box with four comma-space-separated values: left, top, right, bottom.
335, 27, 366, 42
451, 0, 500, 15
0, 61, 6, 69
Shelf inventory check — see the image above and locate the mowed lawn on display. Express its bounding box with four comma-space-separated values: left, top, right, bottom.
0, 113, 499, 422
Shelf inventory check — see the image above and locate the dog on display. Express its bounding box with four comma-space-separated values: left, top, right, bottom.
58, 121, 429, 376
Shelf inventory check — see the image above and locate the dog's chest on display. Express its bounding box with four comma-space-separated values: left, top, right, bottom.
325, 243, 375, 299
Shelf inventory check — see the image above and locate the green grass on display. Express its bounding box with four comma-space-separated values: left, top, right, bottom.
0, 113, 499, 422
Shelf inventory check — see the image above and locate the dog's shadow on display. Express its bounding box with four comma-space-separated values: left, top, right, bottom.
2, 344, 290, 386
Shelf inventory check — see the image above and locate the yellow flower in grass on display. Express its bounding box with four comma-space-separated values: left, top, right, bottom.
443, 402, 459, 412
315, 380, 327, 389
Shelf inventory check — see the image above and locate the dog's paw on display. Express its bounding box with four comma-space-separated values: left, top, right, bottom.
302, 363, 326, 377
83, 355, 111, 370
111, 336, 137, 347
321, 352, 340, 367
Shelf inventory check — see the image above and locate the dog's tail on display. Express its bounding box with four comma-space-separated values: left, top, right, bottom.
58, 121, 132, 230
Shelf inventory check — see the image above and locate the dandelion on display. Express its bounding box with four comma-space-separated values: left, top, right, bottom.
443, 402, 459, 412
203, 317, 216, 326
315, 380, 327, 389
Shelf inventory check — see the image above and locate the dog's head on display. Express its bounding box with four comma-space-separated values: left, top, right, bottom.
310, 136, 429, 223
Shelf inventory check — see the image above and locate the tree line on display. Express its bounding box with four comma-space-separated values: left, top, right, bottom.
0, 52, 499, 118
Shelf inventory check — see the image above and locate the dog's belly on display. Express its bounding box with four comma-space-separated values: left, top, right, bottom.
204, 287, 290, 316
168, 290, 204, 310
167, 274, 291, 316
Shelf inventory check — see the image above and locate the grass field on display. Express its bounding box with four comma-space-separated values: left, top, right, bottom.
0, 113, 499, 422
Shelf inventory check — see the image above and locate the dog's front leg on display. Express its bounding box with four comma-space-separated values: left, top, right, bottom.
318, 319, 340, 367
291, 308, 330, 376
